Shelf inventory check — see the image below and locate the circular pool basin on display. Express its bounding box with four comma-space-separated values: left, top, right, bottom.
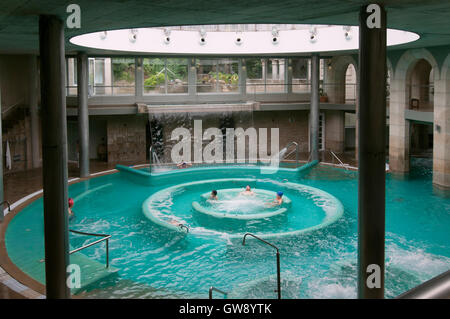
142, 178, 344, 239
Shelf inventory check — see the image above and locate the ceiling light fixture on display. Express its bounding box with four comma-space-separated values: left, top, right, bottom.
163, 28, 171, 44
309, 26, 317, 43
271, 26, 279, 45
343, 26, 352, 40
199, 28, 207, 45
235, 32, 243, 45
129, 29, 138, 43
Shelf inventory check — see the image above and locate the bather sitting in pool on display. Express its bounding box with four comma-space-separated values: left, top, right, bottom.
240, 185, 255, 196
177, 161, 192, 169
68, 198, 75, 220
266, 191, 283, 207
209, 190, 218, 200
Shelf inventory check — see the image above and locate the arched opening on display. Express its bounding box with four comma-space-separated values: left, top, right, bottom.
345, 64, 357, 104
407, 58, 435, 160
343, 63, 357, 153
407, 58, 434, 112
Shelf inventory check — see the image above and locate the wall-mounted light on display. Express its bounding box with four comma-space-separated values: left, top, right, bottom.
163, 28, 171, 44
309, 26, 317, 43
129, 29, 138, 43
343, 26, 352, 40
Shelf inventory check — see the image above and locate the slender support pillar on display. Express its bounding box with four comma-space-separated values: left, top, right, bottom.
29, 55, 40, 168
358, 4, 387, 299
77, 52, 89, 178
39, 15, 70, 299
188, 58, 197, 96
239, 58, 247, 96
286, 59, 293, 94
135, 57, 144, 99
279, 59, 285, 83
310, 54, 320, 161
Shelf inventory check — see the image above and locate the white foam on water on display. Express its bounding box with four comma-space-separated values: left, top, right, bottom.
307, 278, 356, 299
385, 240, 450, 281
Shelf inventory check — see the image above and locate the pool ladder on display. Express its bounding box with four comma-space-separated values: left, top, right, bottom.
243, 233, 281, 299
208, 233, 281, 299
209, 286, 228, 299
69, 229, 111, 268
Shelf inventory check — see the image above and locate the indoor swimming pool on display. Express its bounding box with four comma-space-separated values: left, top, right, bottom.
4, 158, 450, 298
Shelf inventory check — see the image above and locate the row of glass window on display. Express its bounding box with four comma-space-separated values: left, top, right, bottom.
65, 57, 320, 96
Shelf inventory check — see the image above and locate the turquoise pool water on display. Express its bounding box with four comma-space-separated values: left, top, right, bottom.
5, 158, 450, 298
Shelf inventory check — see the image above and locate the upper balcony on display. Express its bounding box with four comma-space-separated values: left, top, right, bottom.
64, 56, 367, 114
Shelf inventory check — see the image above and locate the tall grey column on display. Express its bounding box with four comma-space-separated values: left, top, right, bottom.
135, 57, 144, 99
358, 4, 387, 299
39, 15, 70, 299
310, 54, 320, 161
239, 58, 247, 96
29, 55, 40, 168
77, 52, 89, 178
188, 58, 197, 96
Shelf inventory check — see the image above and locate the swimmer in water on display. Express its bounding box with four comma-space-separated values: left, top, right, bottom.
177, 161, 192, 169
240, 185, 255, 196
68, 198, 75, 219
266, 191, 283, 207
210, 190, 218, 200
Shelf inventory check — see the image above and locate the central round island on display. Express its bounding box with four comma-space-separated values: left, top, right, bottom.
192, 188, 291, 220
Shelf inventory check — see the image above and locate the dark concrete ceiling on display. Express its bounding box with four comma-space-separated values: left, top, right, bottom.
0, 0, 449, 55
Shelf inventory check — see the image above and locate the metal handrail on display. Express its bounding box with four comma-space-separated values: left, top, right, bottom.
0, 200, 11, 212
242, 233, 281, 299
284, 141, 299, 168
149, 145, 153, 172
69, 229, 111, 268
209, 286, 228, 299
397, 270, 450, 299
322, 149, 348, 170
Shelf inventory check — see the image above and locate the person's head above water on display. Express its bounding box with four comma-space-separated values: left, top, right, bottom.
212, 190, 217, 196
68, 198, 74, 208
246, 185, 251, 191
276, 191, 283, 198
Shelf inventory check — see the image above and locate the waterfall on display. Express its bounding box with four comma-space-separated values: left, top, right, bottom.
270, 147, 287, 165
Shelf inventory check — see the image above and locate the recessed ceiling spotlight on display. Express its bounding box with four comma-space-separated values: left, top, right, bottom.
235, 32, 243, 45
343, 26, 352, 40
163, 28, 171, 44
271, 26, 279, 45
129, 29, 138, 43
99, 31, 107, 40
199, 28, 207, 45
309, 26, 317, 43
